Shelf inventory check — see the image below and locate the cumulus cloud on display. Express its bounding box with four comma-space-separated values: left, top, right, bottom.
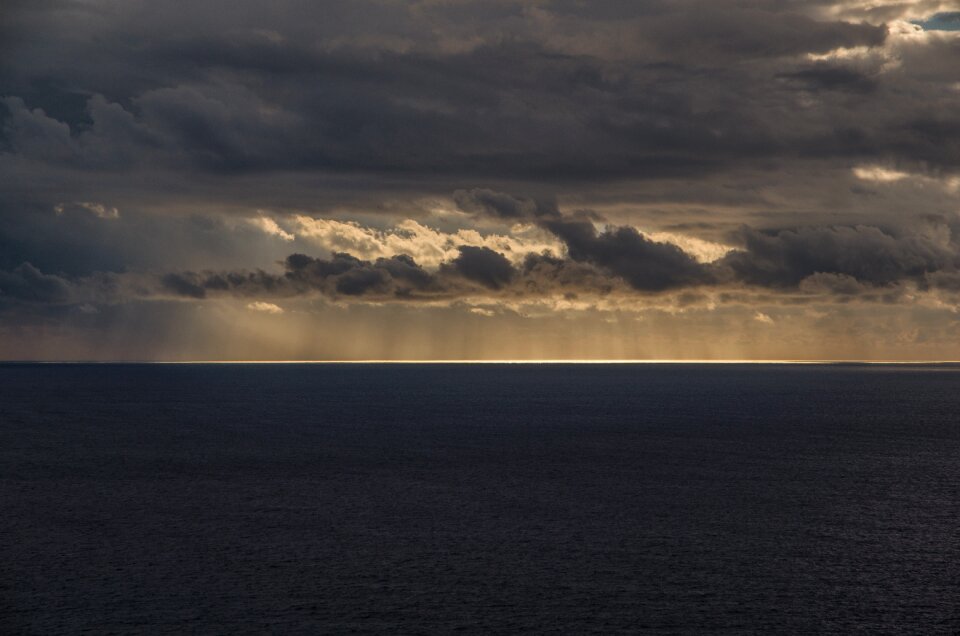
444, 246, 515, 290
542, 219, 714, 292
145, 214, 960, 308
291, 216, 562, 267
161, 252, 446, 302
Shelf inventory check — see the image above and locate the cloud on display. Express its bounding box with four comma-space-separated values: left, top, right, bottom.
109, 211, 960, 310
248, 215, 294, 241
10, 197, 960, 318
542, 218, 714, 292
0, 262, 71, 304
2, 1, 960, 359
0, 0, 924, 191
640, 8, 886, 61
452, 188, 558, 221
1, 97, 76, 161
852, 165, 910, 182
193, 251, 448, 300
160, 272, 208, 299
753, 311, 774, 324
54, 201, 120, 219
247, 301, 283, 314
444, 245, 515, 290
779, 63, 877, 93
721, 224, 956, 288
291, 216, 562, 268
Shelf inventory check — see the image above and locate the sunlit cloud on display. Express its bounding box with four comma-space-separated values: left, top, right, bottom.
246, 301, 284, 314
853, 165, 960, 191
852, 165, 910, 182
248, 215, 295, 241
291, 216, 563, 268
645, 231, 733, 263
753, 311, 774, 325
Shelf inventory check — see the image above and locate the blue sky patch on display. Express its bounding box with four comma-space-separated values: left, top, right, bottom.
913, 12, 960, 31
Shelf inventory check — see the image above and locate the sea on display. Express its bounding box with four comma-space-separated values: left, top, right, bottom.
2, 362, 959, 634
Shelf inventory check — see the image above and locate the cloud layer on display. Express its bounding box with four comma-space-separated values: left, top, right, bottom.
2, 1, 960, 358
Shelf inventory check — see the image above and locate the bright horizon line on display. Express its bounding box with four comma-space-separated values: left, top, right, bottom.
7, 359, 960, 365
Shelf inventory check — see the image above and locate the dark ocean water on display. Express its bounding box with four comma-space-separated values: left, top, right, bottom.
2, 363, 960, 634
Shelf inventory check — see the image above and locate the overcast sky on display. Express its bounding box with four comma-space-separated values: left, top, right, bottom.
2, 0, 960, 360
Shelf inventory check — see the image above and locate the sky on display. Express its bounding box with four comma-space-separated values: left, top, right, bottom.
2, 0, 960, 360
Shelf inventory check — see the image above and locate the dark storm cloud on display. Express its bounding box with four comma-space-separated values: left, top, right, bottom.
2, 0, 960, 329
543, 219, 714, 292
638, 8, 886, 60
453, 189, 558, 221
160, 252, 450, 302
155, 245, 623, 303
160, 272, 207, 299
721, 225, 957, 288
0, 262, 71, 303
285, 252, 442, 296
778, 64, 877, 93
445, 246, 516, 290
518, 252, 618, 297
0, 261, 130, 320
0, 0, 919, 187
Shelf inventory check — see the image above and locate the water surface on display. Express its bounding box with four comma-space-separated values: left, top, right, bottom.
2, 363, 959, 633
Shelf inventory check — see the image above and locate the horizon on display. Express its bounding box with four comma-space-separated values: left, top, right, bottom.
8, 358, 960, 365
